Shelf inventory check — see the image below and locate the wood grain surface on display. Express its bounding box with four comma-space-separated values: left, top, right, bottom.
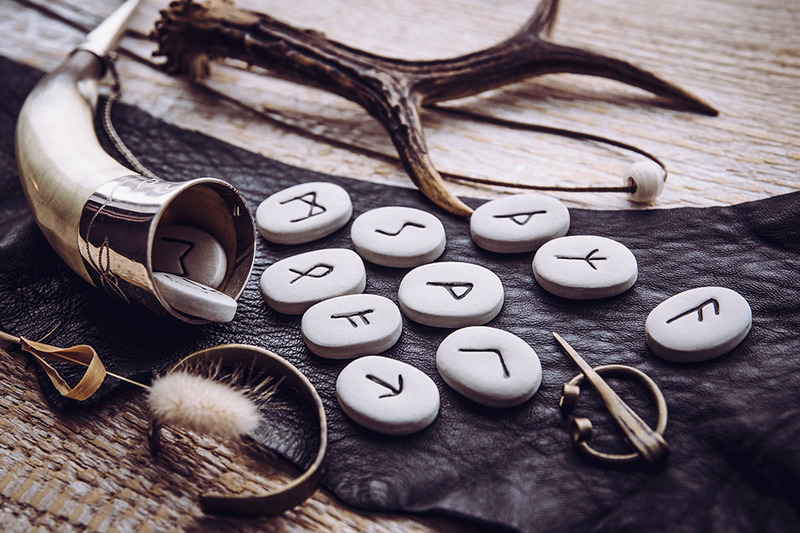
1, 0, 798, 531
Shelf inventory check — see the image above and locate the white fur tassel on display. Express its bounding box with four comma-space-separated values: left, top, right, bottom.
148, 371, 260, 438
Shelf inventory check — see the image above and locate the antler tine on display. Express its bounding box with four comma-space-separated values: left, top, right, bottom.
409, 2, 716, 116
411, 37, 717, 116
516, 0, 561, 38
529, 42, 719, 116
382, 96, 475, 216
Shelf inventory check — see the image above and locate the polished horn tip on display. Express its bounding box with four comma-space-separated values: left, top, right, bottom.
78, 0, 144, 59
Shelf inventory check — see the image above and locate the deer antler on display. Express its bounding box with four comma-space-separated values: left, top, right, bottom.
152, 0, 716, 216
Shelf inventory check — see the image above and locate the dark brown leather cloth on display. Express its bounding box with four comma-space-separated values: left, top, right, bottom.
2, 56, 799, 532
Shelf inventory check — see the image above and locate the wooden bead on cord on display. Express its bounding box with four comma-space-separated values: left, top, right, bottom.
625, 160, 666, 203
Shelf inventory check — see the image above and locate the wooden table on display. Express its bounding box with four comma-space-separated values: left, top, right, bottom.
1, 0, 798, 531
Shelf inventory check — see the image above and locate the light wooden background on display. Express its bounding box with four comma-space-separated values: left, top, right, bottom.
1, 0, 798, 531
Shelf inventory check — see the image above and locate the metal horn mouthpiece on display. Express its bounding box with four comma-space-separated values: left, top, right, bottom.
14, 0, 256, 324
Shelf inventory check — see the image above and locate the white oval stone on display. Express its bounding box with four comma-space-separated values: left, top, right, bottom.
153, 272, 237, 322
350, 206, 446, 267
398, 262, 504, 328
470, 193, 570, 253
645, 286, 752, 362
302, 294, 402, 359
437, 326, 542, 407
152, 225, 227, 288
336, 355, 440, 435
532, 235, 638, 299
256, 181, 353, 244
259, 248, 366, 314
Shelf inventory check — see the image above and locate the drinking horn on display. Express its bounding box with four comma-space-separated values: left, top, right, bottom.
14, 0, 256, 324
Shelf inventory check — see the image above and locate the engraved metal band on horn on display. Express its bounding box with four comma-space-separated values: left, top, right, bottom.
79, 176, 255, 323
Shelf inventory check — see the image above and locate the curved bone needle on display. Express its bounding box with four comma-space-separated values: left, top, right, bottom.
553, 332, 670, 463
152, 0, 716, 216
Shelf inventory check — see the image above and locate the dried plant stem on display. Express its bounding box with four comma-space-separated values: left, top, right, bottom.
50, 355, 150, 390
0, 328, 148, 396
0, 330, 20, 344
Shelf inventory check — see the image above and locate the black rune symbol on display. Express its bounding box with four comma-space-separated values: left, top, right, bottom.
459, 348, 510, 378
366, 373, 404, 398
493, 210, 547, 226
288, 263, 334, 283
331, 309, 375, 327
374, 221, 426, 236
280, 192, 327, 222
555, 248, 608, 270
159, 236, 195, 276
666, 298, 721, 324
426, 281, 474, 300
